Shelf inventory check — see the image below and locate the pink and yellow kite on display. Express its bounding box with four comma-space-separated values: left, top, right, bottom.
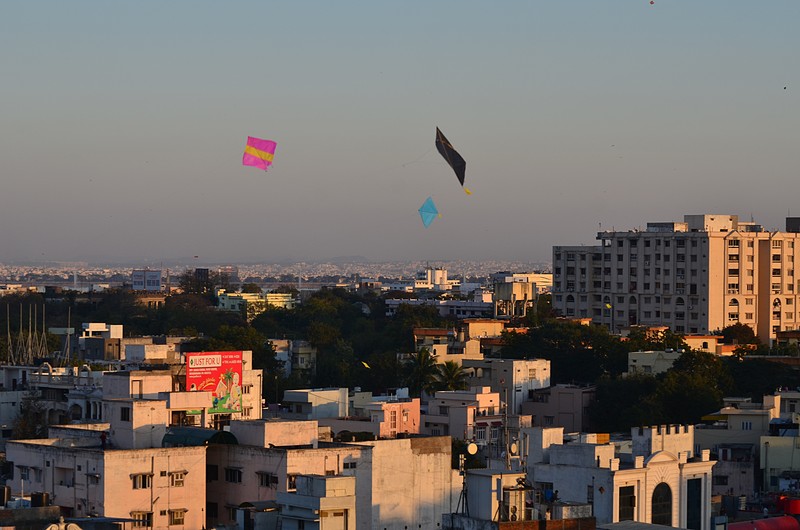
243, 136, 277, 171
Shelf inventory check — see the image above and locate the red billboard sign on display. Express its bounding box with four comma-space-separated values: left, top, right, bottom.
186, 351, 243, 414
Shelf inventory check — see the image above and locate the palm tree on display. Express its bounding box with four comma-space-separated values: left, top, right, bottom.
435, 361, 468, 391
405, 348, 439, 397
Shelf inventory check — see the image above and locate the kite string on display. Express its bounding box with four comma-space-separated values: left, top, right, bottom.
400, 147, 434, 168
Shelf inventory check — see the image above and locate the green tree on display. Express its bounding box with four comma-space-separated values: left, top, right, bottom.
650, 370, 723, 424
724, 357, 800, 400
718, 323, 760, 345
360, 351, 402, 394
272, 284, 300, 296
501, 321, 628, 383
241, 283, 262, 294
11, 392, 48, 439
177, 269, 223, 297
587, 375, 659, 432
404, 348, 439, 397
314, 339, 356, 388
626, 328, 688, 353
435, 361, 469, 391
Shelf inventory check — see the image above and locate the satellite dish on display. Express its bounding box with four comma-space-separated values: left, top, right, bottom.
510, 442, 518, 455
467, 443, 478, 455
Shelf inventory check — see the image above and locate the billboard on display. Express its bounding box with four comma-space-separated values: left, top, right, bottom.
186, 351, 243, 414
132, 269, 162, 291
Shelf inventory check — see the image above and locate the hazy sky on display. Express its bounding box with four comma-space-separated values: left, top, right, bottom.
2, 1, 798, 264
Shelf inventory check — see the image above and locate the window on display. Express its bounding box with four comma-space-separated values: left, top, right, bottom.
206, 465, 218, 482
490, 426, 499, 440
476, 427, 486, 440
343, 461, 357, 470
287, 474, 298, 490
131, 512, 153, 528
224, 468, 242, 483
169, 509, 186, 525
742, 421, 752, 430
258, 472, 279, 488
121, 407, 131, 422
17, 466, 29, 481
132, 473, 152, 490
206, 502, 218, 519
170, 472, 185, 487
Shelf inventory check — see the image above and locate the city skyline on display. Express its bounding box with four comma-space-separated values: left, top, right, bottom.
2, 1, 798, 263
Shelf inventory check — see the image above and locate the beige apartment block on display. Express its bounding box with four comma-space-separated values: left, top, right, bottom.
6, 439, 206, 528
207, 426, 456, 530
424, 387, 503, 443
553, 214, 800, 343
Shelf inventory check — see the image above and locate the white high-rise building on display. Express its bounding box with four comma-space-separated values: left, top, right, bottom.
553, 214, 800, 344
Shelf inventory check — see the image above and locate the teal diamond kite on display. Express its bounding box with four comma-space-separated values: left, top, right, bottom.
418, 196, 440, 228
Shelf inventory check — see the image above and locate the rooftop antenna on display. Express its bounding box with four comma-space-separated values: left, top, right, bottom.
15, 304, 24, 365
6, 304, 11, 365
456, 442, 477, 516
62, 307, 72, 366
37, 304, 48, 359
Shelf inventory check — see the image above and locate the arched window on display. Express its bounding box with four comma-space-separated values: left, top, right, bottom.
566, 295, 575, 304
651, 483, 672, 526
629, 296, 637, 305
729, 298, 739, 307
676, 297, 685, 306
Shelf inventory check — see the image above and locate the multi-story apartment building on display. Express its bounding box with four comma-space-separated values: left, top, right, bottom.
461, 358, 551, 415
423, 386, 503, 443
216, 288, 297, 322
553, 214, 800, 343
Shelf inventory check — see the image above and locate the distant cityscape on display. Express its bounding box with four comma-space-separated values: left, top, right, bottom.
0, 260, 552, 289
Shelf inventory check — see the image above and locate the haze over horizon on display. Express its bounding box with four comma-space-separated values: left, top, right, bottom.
2, 1, 798, 264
